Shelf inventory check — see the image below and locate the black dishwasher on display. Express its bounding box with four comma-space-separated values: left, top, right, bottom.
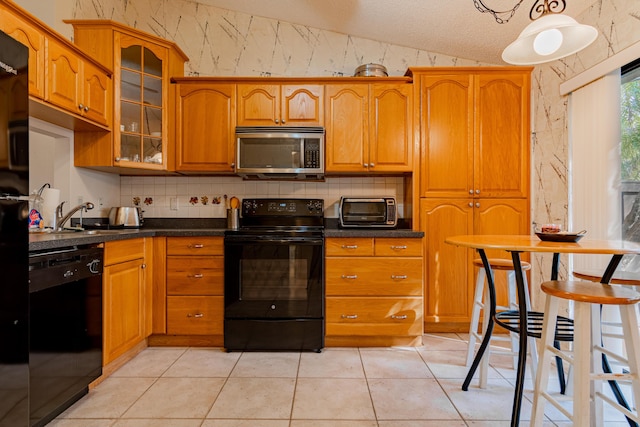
28, 246, 103, 427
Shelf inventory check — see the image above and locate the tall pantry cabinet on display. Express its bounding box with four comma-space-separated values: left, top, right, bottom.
408, 67, 532, 332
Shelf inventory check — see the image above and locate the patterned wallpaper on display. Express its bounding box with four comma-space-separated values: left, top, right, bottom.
68, 0, 487, 220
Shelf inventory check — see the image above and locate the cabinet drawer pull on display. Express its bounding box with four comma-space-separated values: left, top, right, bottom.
390, 245, 407, 250
341, 245, 358, 249
189, 273, 204, 279
391, 275, 408, 280
391, 314, 408, 320
341, 274, 358, 280
187, 313, 204, 318
341, 314, 358, 319
188, 244, 204, 249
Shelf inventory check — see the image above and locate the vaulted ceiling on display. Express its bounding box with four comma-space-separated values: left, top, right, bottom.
195, 0, 596, 64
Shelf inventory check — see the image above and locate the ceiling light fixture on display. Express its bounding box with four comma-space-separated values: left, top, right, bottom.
473, 0, 526, 24
501, 0, 598, 65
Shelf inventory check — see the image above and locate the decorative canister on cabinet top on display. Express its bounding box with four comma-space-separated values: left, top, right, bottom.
354, 63, 388, 77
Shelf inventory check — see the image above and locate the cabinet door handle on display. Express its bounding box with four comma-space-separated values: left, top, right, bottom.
341, 314, 358, 319
390, 245, 407, 250
475, 202, 480, 208
469, 189, 474, 195
187, 313, 204, 318
275, 119, 280, 124
189, 273, 204, 279
391, 314, 408, 320
78, 103, 84, 110
369, 162, 375, 168
363, 163, 369, 168
468, 202, 473, 207
475, 189, 480, 194
188, 244, 204, 249
391, 275, 407, 280
281, 119, 286, 124
341, 274, 358, 280
141, 264, 146, 269
84, 106, 89, 112
115, 157, 121, 162
341, 245, 358, 249
230, 163, 235, 168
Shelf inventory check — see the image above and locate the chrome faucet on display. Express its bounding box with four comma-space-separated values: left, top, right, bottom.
55, 201, 94, 231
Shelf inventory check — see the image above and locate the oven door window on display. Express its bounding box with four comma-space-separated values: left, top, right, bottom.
225, 239, 323, 319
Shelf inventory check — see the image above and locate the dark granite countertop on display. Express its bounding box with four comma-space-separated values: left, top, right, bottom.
324, 228, 424, 238
29, 218, 423, 251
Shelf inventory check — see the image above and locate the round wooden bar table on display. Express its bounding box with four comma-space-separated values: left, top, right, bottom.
445, 235, 640, 427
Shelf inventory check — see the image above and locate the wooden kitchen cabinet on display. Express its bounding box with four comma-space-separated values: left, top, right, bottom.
0, 3, 45, 98
165, 237, 224, 345
325, 82, 413, 173
415, 69, 530, 199
174, 81, 236, 172
237, 83, 323, 127
67, 20, 188, 172
103, 238, 147, 365
419, 197, 529, 331
0, 1, 112, 131
46, 38, 110, 127
409, 67, 532, 332
325, 237, 423, 346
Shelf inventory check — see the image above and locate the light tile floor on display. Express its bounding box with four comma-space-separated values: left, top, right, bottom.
48, 333, 631, 426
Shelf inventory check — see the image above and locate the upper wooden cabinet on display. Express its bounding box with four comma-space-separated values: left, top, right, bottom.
174, 80, 236, 173
325, 82, 413, 173
237, 84, 323, 127
413, 69, 531, 198
0, 5, 44, 98
67, 20, 188, 172
46, 38, 110, 126
0, 1, 112, 130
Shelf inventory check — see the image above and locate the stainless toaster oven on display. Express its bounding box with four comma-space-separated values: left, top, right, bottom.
339, 197, 397, 228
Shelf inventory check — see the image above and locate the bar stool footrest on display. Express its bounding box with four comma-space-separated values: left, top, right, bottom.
495, 310, 574, 341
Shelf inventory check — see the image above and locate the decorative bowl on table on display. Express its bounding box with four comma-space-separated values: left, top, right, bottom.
535, 230, 587, 242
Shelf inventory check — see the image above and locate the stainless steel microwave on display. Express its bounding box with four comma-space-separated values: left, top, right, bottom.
339, 197, 397, 228
235, 126, 324, 180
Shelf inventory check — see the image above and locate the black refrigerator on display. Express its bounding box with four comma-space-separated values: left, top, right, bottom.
0, 29, 29, 427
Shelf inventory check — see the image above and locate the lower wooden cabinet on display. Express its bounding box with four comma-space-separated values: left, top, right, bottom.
163, 236, 224, 345
420, 198, 529, 332
167, 296, 223, 335
103, 238, 147, 365
325, 237, 424, 346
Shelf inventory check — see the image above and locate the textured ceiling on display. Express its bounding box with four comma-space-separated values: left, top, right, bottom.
194, 0, 596, 64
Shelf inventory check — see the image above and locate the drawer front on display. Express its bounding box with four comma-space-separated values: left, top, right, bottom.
374, 238, 423, 257
167, 296, 223, 335
326, 297, 423, 336
167, 256, 223, 295
104, 238, 145, 265
325, 238, 374, 256
167, 236, 223, 256
326, 258, 422, 296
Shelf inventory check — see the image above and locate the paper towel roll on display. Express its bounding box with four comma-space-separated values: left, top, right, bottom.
40, 188, 60, 228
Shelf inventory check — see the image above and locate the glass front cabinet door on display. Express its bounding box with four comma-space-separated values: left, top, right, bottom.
117, 36, 166, 167
67, 21, 188, 172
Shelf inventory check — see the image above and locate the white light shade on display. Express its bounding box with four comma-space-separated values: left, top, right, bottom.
502, 14, 598, 65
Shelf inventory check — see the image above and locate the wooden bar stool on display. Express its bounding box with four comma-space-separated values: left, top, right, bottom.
531, 280, 640, 426
466, 258, 537, 388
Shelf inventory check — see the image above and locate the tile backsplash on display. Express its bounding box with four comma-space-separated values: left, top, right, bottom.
120, 176, 405, 219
